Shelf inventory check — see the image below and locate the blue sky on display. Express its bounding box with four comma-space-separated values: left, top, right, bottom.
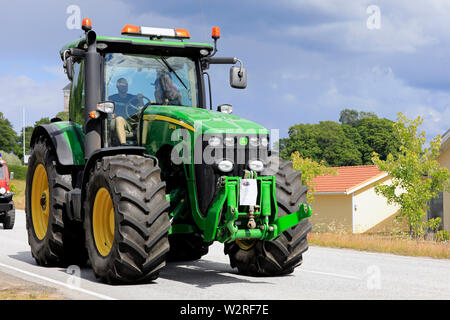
1, 0, 449, 140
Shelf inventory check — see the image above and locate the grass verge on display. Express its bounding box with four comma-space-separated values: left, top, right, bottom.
10, 179, 25, 210
0, 271, 65, 300
308, 232, 450, 259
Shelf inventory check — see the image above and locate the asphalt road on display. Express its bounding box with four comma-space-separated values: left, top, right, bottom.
0, 210, 449, 300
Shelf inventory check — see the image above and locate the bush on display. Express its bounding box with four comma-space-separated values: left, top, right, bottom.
0, 150, 22, 166
10, 183, 19, 195
8, 164, 27, 180
435, 231, 450, 242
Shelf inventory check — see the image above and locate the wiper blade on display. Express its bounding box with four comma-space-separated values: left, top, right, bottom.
159, 57, 188, 90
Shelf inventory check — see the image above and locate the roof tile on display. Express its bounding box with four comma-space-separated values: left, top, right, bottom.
312, 165, 386, 193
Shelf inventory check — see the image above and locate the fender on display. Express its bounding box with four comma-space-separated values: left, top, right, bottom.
30, 122, 85, 166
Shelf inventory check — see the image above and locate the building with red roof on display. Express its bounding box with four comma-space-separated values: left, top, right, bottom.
435, 129, 450, 232
310, 165, 400, 233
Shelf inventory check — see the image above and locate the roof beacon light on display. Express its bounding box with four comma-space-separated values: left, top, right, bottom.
82, 18, 92, 32
212, 26, 220, 40
121, 25, 190, 39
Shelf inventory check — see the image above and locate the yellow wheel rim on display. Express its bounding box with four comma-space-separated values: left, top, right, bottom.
31, 164, 50, 240
93, 187, 115, 256
236, 239, 256, 251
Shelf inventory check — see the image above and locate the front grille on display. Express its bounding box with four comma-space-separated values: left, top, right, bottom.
194, 133, 268, 216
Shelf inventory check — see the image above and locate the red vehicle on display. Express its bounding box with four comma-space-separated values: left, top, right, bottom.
0, 154, 15, 229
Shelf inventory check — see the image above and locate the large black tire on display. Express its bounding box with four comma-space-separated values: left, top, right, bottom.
225, 158, 312, 276
84, 155, 171, 284
3, 203, 15, 229
167, 233, 211, 262
25, 136, 87, 266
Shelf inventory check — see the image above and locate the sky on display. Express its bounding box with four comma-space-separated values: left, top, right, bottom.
1, 0, 449, 140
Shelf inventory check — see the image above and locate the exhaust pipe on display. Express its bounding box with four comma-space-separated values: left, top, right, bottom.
84, 29, 102, 159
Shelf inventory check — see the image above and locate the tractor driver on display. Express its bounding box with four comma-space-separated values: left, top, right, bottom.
109, 78, 144, 145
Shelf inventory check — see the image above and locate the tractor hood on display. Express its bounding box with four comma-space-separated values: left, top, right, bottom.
142, 106, 269, 135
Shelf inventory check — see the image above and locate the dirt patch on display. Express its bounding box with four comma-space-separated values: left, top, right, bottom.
0, 270, 68, 300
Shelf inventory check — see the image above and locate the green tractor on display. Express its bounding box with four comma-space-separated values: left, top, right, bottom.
25, 19, 311, 283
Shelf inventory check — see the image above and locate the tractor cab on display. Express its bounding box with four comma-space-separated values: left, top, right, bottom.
61, 19, 245, 151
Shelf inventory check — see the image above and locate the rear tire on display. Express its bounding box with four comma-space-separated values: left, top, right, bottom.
25, 136, 87, 266
84, 155, 171, 284
3, 203, 15, 229
225, 158, 311, 276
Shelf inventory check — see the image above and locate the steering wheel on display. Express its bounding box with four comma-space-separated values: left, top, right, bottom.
125, 95, 151, 118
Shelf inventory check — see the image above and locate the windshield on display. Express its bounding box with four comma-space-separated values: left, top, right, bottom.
104, 53, 199, 112
103, 53, 199, 147
0, 166, 4, 180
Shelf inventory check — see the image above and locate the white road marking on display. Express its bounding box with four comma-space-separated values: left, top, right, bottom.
302, 269, 361, 280
0, 262, 116, 300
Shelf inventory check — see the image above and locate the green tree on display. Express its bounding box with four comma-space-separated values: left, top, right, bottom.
280, 109, 400, 167
339, 109, 359, 125
372, 113, 450, 238
55, 111, 69, 121
0, 112, 19, 155
339, 108, 376, 125
291, 151, 337, 203
0, 150, 21, 165
351, 116, 400, 164
280, 121, 362, 166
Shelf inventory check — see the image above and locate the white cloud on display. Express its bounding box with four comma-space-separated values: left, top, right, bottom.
282, 5, 437, 54
0, 74, 66, 132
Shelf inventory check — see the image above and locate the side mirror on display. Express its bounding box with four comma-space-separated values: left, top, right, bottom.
10, 172, 14, 180
230, 66, 247, 89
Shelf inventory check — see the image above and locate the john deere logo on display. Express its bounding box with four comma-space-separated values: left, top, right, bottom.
239, 137, 248, 146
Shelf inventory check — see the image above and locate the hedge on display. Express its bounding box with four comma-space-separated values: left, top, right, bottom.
8, 164, 28, 180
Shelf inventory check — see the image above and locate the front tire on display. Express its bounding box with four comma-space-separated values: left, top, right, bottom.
3, 203, 15, 229
225, 158, 311, 276
84, 155, 171, 284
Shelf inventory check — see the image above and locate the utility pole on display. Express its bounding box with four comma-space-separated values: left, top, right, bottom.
23, 107, 25, 165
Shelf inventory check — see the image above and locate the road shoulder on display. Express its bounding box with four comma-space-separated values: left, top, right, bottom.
0, 270, 67, 300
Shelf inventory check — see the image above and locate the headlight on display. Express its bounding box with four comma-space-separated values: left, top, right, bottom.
249, 137, 259, 147
217, 159, 234, 172
97, 101, 115, 114
260, 137, 269, 148
249, 160, 264, 172
217, 104, 233, 114
224, 136, 234, 147
0, 187, 6, 195
208, 136, 221, 147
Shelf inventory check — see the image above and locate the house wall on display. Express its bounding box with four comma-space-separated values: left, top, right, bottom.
351, 177, 400, 233
438, 147, 450, 231
310, 194, 353, 233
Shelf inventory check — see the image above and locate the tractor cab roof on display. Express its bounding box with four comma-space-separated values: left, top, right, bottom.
60, 35, 214, 60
